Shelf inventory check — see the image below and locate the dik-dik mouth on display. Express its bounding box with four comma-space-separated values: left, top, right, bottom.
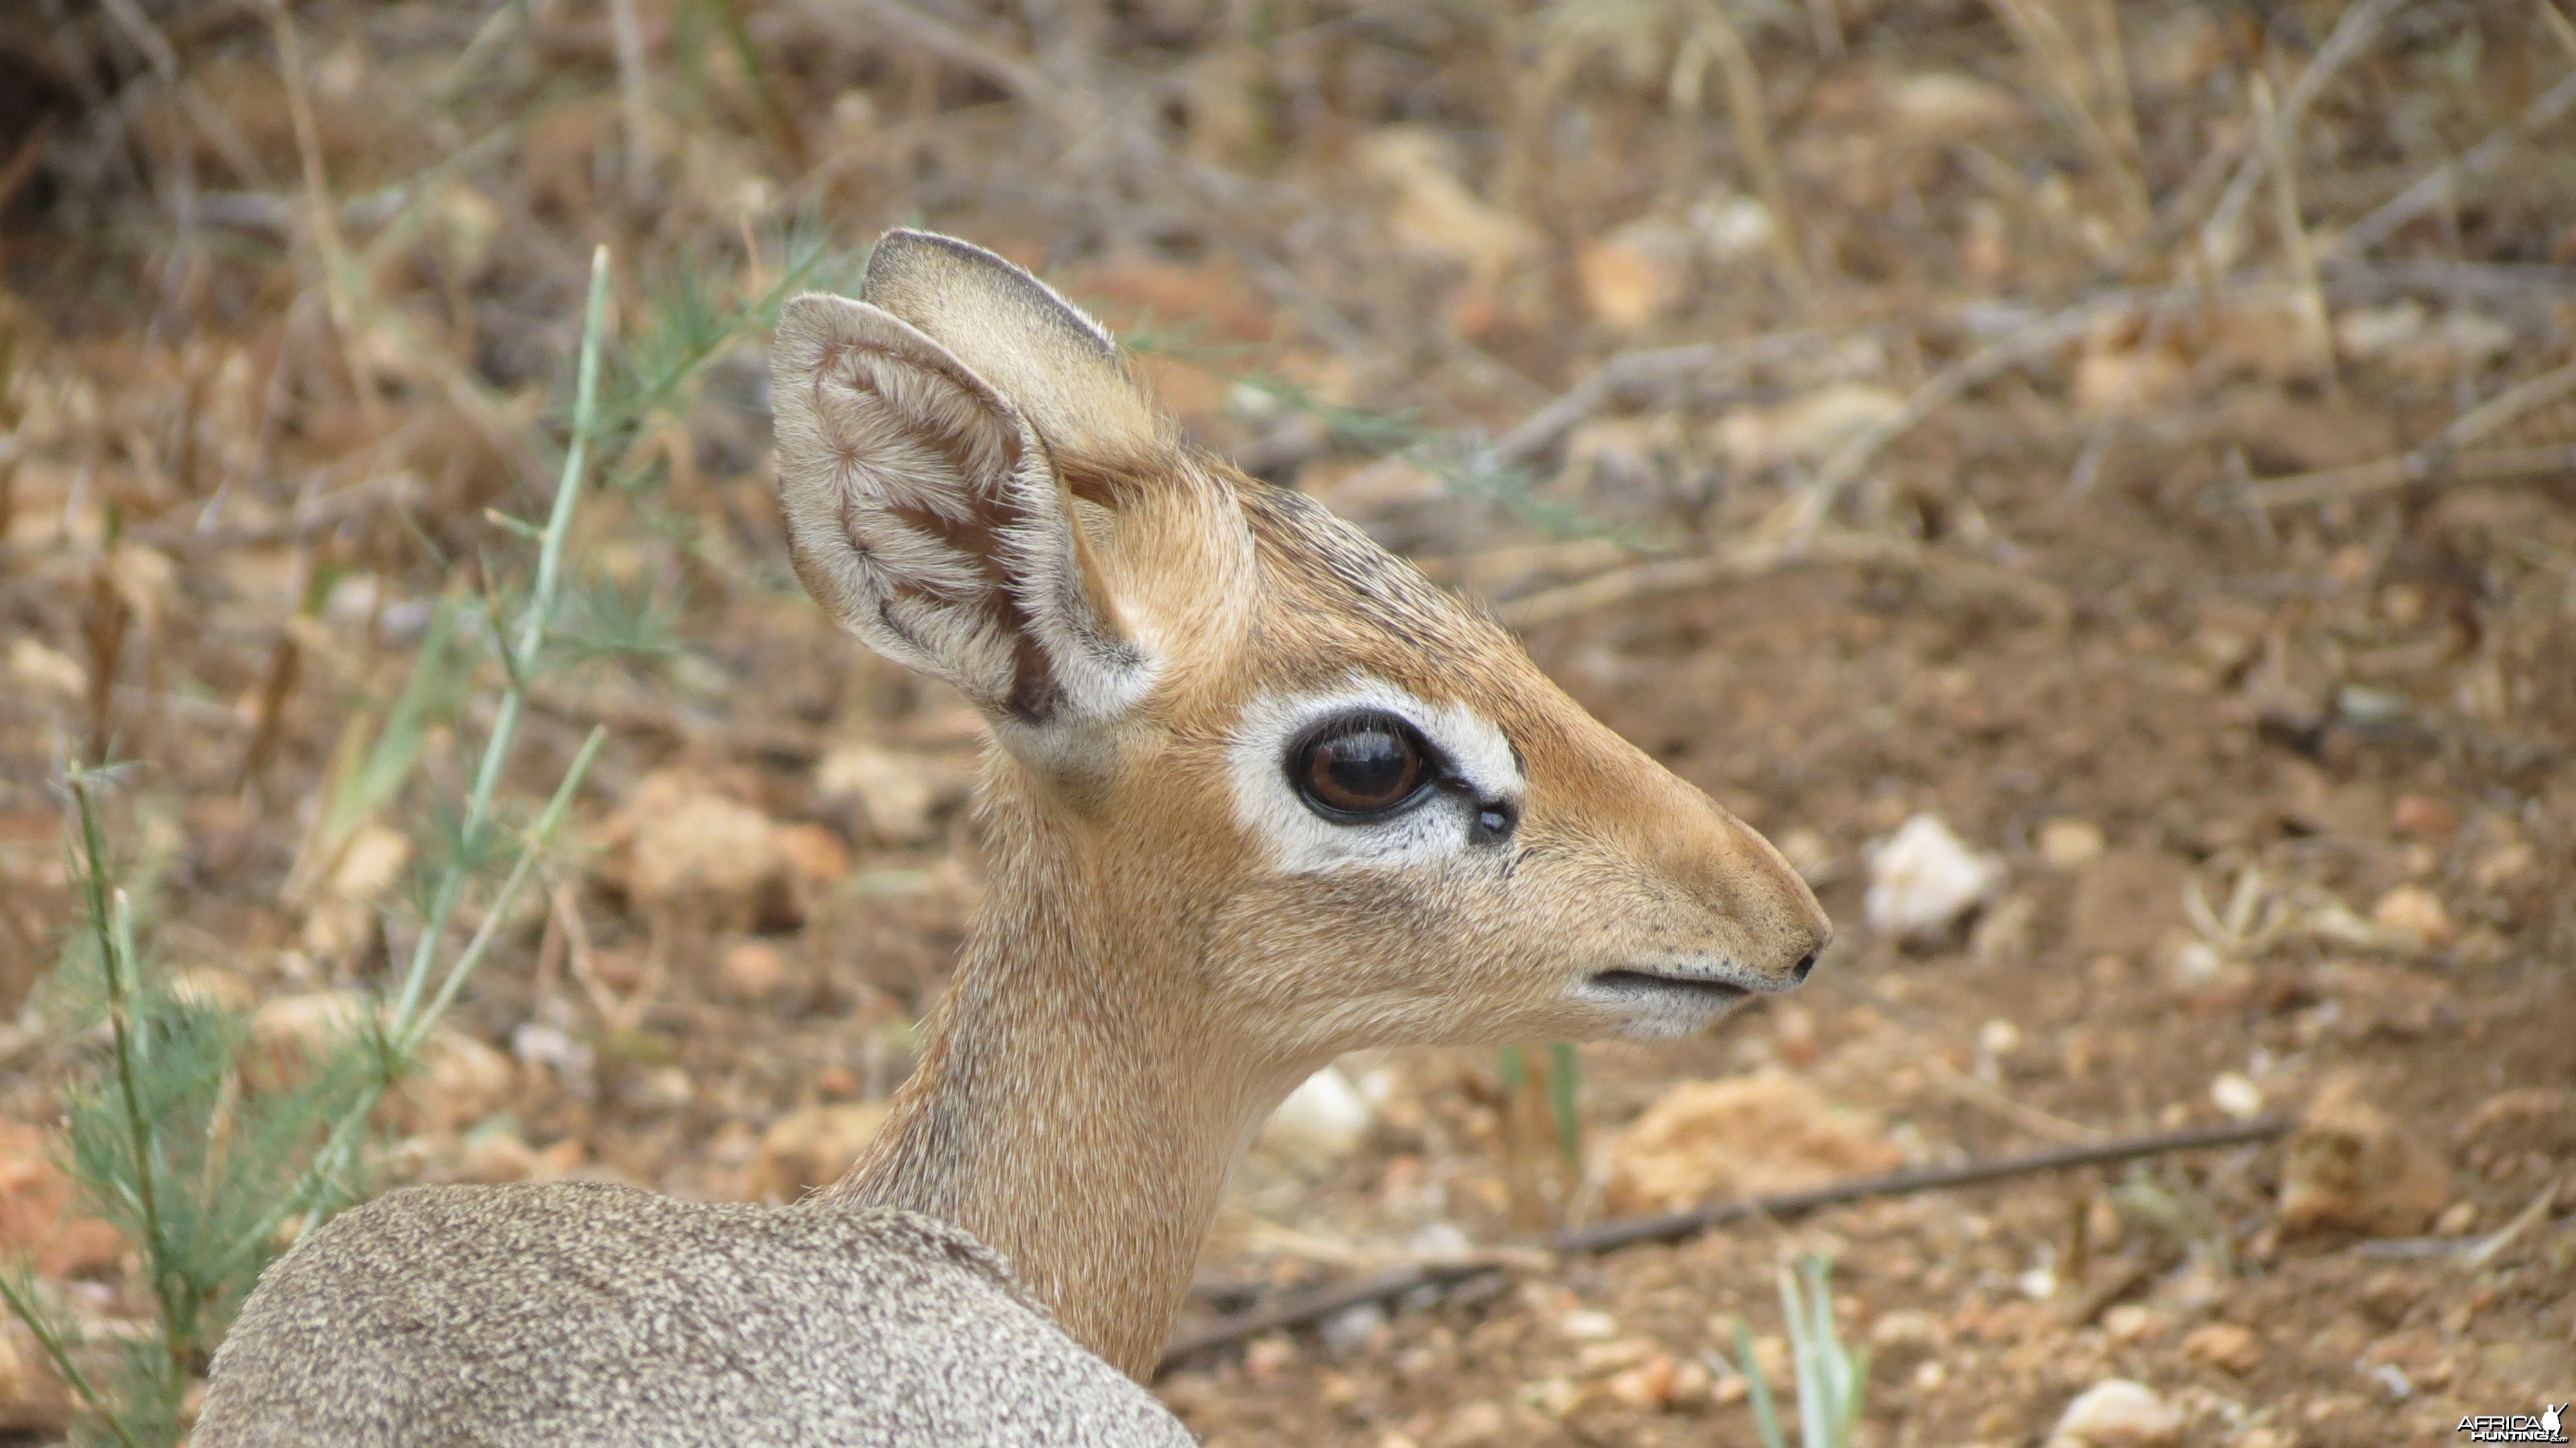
1582, 968, 1754, 1005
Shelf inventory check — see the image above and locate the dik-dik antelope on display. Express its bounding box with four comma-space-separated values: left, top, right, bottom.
196, 231, 1830, 1445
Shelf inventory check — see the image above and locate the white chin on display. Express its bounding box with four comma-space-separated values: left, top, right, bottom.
1571, 976, 1750, 1041
1604, 998, 1741, 1042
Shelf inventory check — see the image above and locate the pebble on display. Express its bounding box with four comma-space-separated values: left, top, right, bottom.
2181, 1321, 2260, 1375
2047, 1379, 2184, 1448
1865, 814, 2005, 941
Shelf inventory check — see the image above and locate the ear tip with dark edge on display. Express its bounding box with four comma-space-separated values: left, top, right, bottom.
862, 229, 1006, 295
860, 228, 1121, 362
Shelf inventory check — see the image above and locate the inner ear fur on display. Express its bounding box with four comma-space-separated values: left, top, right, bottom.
770, 292, 1150, 726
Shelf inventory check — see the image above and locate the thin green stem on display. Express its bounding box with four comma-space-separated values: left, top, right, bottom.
390, 245, 610, 1031
0, 1270, 142, 1448
1734, 1314, 1785, 1448
405, 727, 604, 1053
1546, 1040, 1580, 1170
70, 781, 177, 1365
222, 246, 615, 1274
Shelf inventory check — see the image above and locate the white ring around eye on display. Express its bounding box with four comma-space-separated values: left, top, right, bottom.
1227, 677, 1522, 874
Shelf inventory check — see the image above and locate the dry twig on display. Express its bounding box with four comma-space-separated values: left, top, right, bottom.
2244, 357, 2576, 508
1159, 1116, 2295, 1373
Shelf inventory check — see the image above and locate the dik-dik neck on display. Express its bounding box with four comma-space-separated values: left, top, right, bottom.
825, 810, 1287, 1380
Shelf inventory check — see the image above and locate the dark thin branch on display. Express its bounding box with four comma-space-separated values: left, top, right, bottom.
1157, 1115, 2295, 1375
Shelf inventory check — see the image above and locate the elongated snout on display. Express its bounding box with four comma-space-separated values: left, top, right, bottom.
1654, 799, 1832, 990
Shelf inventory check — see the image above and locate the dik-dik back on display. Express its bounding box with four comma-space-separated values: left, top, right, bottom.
194, 1183, 1190, 1446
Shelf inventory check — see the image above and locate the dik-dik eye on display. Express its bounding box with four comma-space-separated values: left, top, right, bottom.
1289, 712, 1435, 821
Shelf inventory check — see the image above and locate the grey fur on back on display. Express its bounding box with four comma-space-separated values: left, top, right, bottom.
193, 1182, 1193, 1447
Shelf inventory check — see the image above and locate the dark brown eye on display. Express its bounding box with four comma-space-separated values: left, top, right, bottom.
1294, 715, 1430, 818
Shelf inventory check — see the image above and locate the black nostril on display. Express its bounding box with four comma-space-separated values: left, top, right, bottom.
1792, 949, 1819, 982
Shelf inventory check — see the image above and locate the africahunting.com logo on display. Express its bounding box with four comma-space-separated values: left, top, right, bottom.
2458, 1405, 2569, 1444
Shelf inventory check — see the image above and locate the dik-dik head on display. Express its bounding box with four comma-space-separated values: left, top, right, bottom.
772, 231, 1828, 1070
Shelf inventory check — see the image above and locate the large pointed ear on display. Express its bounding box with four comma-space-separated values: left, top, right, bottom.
858, 229, 1162, 459
769, 290, 1154, 736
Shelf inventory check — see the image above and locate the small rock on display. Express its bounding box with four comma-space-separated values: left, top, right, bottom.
626, 1065, 694, 1113
2047, 1379, 2183, 1448
2038, 818, 2107, 870
719, 939, 791, 1000
773, 824, 850, 885
750, 1102, 890, 1202
1318, 1301, 1385, 1357
457, 1125, 545, 1184
1689, 193, 1776, 261
1575, 1337, 1654, 1375
2181, 1321, 2260, 1374
2460, 1087, 2571, 1141
2470, 839, 2535, 890
1605, 1070, 1902, 1215
1864, 814, 2005, 942
1868, 1308, 1944, 1360
1256, 1065, 1376, 1170
396, 1028, 518, 1137
2389, 796, 2458, 841
1558, 1310, 1618, 1341
1432, 1402, 1508, 1448
1604, 1354, 1678, 1411
2280, 1075, 2452, 1235
816, 742, 967, 846
6, 638, 86, 698
2102, 1304, 2164, 1344
2369, 885, 2455, 949
1575, 222, 1689, 331
2433, 1200, 2479, 1237
596, 770, 800, 933
327, 823, 413, 904
2210, 1072, 2264, 1120
1242, 1333, 1299, 1384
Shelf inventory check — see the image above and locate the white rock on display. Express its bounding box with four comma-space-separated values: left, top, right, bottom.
2038, 817, 2107, 870
7, 638, 86, 698
2048, 1379, 2183, 1448
1257, 1065, 1374, 1168
1318, 1301, 1385, 1357
815, 743, 945, 844
1689, 192, 1776, 260
1865, 814, 2005, 942
2210, 1072, 2264, 1119
1558, 1310, 1618, 1341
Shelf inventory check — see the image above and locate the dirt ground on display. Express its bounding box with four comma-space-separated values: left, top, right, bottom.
2, 0, 2573, 1444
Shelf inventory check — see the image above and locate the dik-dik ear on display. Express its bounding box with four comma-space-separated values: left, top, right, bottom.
857, 230, 1162, 459
770, 290, 1154, 736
